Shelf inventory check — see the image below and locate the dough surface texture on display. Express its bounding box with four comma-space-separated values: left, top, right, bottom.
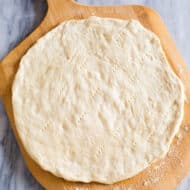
12, 16, 185, 184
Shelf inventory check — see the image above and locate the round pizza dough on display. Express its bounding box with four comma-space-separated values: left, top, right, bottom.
12, 16, 185, 184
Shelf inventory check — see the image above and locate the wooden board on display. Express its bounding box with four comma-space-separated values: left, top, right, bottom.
0, 0, 190, 189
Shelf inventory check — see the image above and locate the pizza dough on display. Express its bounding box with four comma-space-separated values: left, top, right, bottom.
12, 16, 185, 184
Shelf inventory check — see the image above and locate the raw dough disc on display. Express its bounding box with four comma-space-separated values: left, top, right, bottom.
12, 16, 185, 184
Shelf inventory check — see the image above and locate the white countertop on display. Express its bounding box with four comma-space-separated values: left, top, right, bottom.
0, 0, 189, 189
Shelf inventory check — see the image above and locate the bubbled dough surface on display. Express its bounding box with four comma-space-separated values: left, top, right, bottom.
12, 16, 185, 184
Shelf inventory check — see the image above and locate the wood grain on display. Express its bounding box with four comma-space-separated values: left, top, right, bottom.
0, 0, 190, 189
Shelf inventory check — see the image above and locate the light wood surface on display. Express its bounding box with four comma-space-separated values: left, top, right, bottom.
0, 0, 190, 189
